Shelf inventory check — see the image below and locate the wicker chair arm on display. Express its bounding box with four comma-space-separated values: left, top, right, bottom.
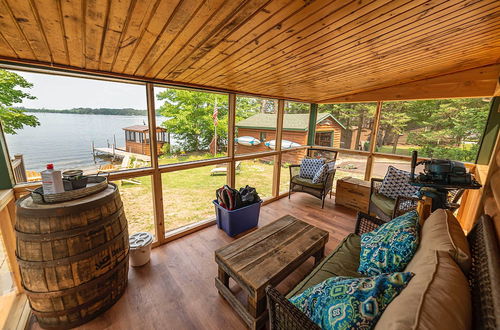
266, 286, 321, 330
323, 169, 336, 191
289, 165, 300, 178
355, 212, 386, 235
392, 196, 420, 219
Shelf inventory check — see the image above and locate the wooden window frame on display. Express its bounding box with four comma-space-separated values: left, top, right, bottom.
0, 65, 494, 252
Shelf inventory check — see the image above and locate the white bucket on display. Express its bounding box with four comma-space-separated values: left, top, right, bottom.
129, 232, 153, 267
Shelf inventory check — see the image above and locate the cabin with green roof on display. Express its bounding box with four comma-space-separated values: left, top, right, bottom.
236, 113, 345, 162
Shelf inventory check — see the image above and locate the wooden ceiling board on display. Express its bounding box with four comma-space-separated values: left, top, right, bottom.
221, 0, 486, 88
186, 0, 399, 84
164, 0, 342, 81
0, 0, 498, 103
204, 1, 499, 93
158, 0, 303, 81
137, 0, 239, 77
321, 64, 500, 102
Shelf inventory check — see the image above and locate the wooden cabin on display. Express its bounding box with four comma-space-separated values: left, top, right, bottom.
0, 1, 499, 330
123, 125, 168, 156
236, 113, 344, 162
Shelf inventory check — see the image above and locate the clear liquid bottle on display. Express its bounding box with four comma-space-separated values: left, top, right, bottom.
41, 164, 64, 194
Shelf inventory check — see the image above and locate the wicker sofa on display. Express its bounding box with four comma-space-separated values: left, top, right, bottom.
266, 211, 499, 330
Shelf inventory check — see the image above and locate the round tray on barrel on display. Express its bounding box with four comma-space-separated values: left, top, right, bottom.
31, 176, 108, 204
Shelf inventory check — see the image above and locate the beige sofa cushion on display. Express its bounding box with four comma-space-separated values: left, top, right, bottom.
421, 208, 471, 274
375, 250, 471, 330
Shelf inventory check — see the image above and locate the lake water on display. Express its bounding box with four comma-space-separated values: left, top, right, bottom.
5, 112, 171, 172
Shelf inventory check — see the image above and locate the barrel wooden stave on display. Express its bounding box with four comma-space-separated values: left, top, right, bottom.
15, 184, 129, 329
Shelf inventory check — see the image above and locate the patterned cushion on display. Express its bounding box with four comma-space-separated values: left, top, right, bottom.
289, 272, 414, 330
358, 210, 420, 276
312, 163, 330, 184
378, 166, 419, 200
300, 158, 325, 179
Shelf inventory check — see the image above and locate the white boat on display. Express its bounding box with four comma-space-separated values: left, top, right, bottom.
264, 140, 301, 150
235, 136, 261, 146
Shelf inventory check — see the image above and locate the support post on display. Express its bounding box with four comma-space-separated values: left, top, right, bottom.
272, 99, 285, 197
307, 103, 318, 146
364, 101, 383, 181
227, 93, 236, 188
146, 83, 165, 242
476, 97, 500, 164
0, 122, 14, 189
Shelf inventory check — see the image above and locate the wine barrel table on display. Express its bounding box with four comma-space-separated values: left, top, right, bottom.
15, 183, 129, 329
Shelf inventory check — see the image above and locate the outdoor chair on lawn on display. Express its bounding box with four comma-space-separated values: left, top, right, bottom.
369, 177, 465, 221
288, 148, 338, 208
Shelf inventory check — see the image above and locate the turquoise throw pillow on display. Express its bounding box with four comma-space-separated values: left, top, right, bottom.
358, 210, 419, 276
289, 272, 414, 330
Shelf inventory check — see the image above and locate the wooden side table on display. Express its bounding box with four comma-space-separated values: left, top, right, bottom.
335, 176, 371, 213
214, 215, 329, 329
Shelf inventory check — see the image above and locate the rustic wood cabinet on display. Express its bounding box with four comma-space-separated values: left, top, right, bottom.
335, 177, 371, 213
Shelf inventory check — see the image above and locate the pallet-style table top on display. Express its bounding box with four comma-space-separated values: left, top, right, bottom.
215, 215, 329, 295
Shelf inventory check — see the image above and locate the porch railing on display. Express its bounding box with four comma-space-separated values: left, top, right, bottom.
11, 154, 27, 183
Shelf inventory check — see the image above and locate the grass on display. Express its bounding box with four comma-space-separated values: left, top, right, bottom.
116, 152, 386, 237
116, 153, 280, 237
376, 144, 418, 156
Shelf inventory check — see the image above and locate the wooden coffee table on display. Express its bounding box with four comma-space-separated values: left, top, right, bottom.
214, 215, 329, 329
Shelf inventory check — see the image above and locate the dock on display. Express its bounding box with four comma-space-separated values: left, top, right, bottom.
93, 147, 151, 162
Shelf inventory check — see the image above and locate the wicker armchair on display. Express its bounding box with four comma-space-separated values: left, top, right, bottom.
288, 148, 338, 209
368, 178, 419, 221
267, 214, 499, 330
369, 178, 465, 221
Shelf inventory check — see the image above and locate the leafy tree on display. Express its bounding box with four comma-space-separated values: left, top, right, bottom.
319, 103, 376, 149
0, 69, 39, 134
285, 101, 310, 114
157, 89, 228, 152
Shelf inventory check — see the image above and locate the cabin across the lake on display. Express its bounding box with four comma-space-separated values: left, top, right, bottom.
123, 125, 168, 156
235, 113, 344, 162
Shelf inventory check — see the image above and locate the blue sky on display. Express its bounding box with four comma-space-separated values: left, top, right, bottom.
10, 69, 149, 110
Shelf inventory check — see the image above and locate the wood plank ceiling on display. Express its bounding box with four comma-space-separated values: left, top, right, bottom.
0, 0, 499, 103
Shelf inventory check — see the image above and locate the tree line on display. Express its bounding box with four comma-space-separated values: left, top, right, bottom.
1, 68, 491, 163
17, 107, 149, 116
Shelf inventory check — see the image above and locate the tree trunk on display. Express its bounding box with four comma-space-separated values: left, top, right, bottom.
354, 112, 364, 150
392, 135, 400, 154
260, 99, 267, 113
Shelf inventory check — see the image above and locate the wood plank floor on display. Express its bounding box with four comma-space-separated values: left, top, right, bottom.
29, 194, 357, 330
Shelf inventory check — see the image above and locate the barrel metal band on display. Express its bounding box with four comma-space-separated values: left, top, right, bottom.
15, 206, 124, 241
16, 227, 129, 267
24, 253, 129, 299
30, 271, 128, 317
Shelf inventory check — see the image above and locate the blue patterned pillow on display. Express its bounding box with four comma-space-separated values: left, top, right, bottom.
378, 166, 419, 200
358, 210, 419, 276
289, 272, 414, 330
300, 158, 325, 179
312, 163, 329, 183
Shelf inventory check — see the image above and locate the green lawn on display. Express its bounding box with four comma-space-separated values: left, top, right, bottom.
116, 154, 279, 237
376, 144, 418, 156
116, 152, 376, 237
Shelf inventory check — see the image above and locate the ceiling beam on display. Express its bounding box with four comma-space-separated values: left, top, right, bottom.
320, 64, 500, 103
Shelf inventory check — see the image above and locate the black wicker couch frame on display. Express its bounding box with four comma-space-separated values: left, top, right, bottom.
266, 213, 499, 330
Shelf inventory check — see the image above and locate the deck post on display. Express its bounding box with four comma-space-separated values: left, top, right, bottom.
146, 83, 166, 243
227, 93, 236, 188
272, 99, 285, 197
476, 97, 500, 165
0, 122, 14, 189
307, 104, 318, 146
364, 101, 383, 181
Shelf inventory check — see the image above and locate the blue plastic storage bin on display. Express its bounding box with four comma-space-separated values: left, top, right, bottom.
213, 200, 262, 237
